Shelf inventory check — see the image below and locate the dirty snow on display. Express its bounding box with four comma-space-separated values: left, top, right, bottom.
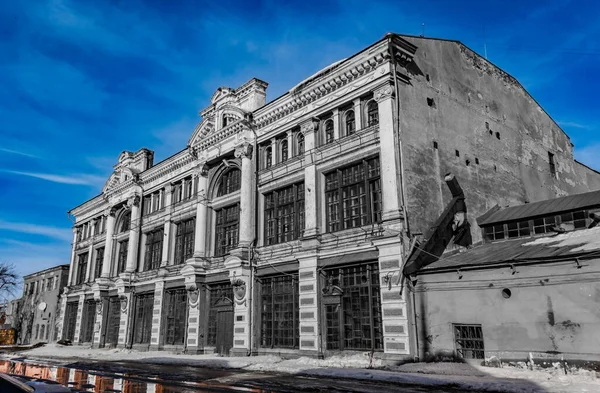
4, 344, 599, 393
523, 226, 600, 252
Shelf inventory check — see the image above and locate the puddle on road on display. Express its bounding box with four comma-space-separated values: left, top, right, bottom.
0, 359, 266, 393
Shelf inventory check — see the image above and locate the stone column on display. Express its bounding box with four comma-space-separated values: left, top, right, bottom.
235, 143, 254, 251
68, 228, 78, 285
125, 196, 141, 273
183, 279, 207, 354
150, 281, 165, 350
332, 108, 340, 140
226, 260, 252, 356
92, 295, 107, 348
57, 293, 68, 340
161, 184, 173, 267
353, 98, 363, 131
188, 164, 209, 264
73, 294, 85, 343
300, 118, 319, 239
85, 245, 94, 283
374, 83, 402, 222
373, 238, 410, 355
270, 138, 277, 166
117, 291, 132, 348
101, 209, 117, 278
286, 131, 293, 159
298, 255, 320, 355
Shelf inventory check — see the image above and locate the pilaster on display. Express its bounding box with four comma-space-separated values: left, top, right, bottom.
85, 245, 94, 283
303, 165, 319, 239
373, 238, 410, 355
374, 83, 402, 223
332, 108, 340, 140
297, 255, 321, 355
68, 229, 77, 285
73, 294, 85, 344
188, 163, 209, 267
101, 209, 117, 278
150, 281, 165, 350
91, 288, 108, 348
116, 281, 132, 348
182, 265, 207, 354
353, 98, 363, 131
125, 196, 141, 272
233, 143, 254, 257
225, 257, 252, 356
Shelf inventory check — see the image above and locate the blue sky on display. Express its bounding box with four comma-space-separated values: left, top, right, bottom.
1, 0, 599, 286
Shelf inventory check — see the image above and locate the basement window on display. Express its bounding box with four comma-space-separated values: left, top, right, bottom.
454, 324, 484, 359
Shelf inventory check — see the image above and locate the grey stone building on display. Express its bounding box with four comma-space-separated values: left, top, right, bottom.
10, 265, 70, 344
59, 33, 599, 360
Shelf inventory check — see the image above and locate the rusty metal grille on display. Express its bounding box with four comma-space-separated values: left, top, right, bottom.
454, 324, 485, 359
260, 275, 299, 349
133, 293, 154, 344
79, 299, 96, 343
207, 283, 233, 346
164, 288, 187, 345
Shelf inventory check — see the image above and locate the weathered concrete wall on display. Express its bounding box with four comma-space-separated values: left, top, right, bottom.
415, 259, 600, 362
575, 161, 600, 191
397, 36, 600, 242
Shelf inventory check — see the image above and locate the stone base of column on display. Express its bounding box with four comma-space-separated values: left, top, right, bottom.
230, 347, 251, 357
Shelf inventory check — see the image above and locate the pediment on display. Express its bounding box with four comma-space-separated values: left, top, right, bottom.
211, 87, 233, 104
188, 118, 215, 148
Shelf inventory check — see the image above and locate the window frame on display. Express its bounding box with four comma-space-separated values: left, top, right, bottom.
174, 218, 195, 265
215, 204, 239, 256
323, 119, 334, 145
94, 247, 104, 280
217, 169, 241, 197
117, 239, 129, 275
366, 100, 379, 127
345, 109, 356, 136
260, 274, 299, 349
76, 252, 88, 285
144, 228, 164, 271
264, 182, 305, 245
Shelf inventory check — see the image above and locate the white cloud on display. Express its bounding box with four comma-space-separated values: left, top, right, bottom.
0, 221, 73, 242
574, 144, 600, 172
2, 170, 105, 186
557, 121, 590, 130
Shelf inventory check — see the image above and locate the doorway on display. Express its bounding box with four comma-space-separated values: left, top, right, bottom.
216, 309, 234, 356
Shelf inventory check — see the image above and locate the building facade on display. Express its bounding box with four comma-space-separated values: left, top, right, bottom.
10, 265, 70, 345
59, 34, 600, 360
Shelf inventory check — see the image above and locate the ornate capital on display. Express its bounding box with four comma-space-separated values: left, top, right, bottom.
198, 162, 209, 178
234, 143, 253, 159
127, 195, 140, 208
107, 206, 118, 217
373, 83, 395, 103
300, 117, 320, 134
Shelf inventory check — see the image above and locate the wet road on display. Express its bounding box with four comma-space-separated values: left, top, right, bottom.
0, 357, 472, 392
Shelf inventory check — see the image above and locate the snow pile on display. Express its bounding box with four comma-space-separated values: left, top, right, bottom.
8, 344, 600, 393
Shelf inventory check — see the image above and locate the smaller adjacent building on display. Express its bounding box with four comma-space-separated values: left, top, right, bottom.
9, 265, 70, 345
413, 190, 600, 363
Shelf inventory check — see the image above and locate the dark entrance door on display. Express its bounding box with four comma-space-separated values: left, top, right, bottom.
164, 288, 188, 346
79, 299, 96, 343
216, 309, 234, 356
105, 297, 121, 347
63, 302, 78, 341
133, 293, 154, 346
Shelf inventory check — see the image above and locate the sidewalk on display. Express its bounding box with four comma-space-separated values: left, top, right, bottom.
5, 343, 600, 393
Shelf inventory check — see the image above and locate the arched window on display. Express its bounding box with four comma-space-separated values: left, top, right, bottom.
345, 110, 356, 136
119, 210, 131, 233
324, 120, 334, 145
281, 140, 288, 162
217, 169, 241, 197
297, 133, 305, 156
222, 114, 228, 128
265, 146, 273, 169
366, 101, 379, 127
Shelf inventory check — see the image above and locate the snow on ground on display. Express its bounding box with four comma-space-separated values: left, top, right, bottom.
6, 344, 600, 393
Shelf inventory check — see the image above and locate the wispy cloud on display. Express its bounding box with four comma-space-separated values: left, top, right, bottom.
0, 220, 72, 242
2, 170, 105, 186
0, 148, 39, 158
557, 121, 590, 130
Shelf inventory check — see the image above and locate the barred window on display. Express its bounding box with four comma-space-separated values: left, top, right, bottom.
325, 157, 381, 232
366, 101, 379, 127
260, 275, 299, 349
144, 228, 163, 271
323, 263, 383, 351
454, 324, 484, 359
94, 247, 104, 280
117, 240, 128, 274
345, 110, 356, 136
174, 218, 195, 265
76, 253, 88, 285
264, 182, 305, 245
215, 204, 239, 256
217, 169, 241, 197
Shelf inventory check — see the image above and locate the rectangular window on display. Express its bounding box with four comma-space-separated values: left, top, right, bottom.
133, 293, 154, 344
163, 288, 188, 346
172, 181, 183, 204
264, 183, 305, 245
260, 275, 299, 349
94, 247, 104, 280
507, 220, 531, 238
323, 263, 383, 351
144, 229, 163, 271
325, 157, 381, 232
93, 219, 101, 236
485, 224, 505, 241
143, 195, 152, 216
47, 277, 54, 291
76, 253, 88, 285
215, 205, 239, 256
533, 216, 557, 234
560, 210, 588, 229
548, 152, 556, 177
80, 299, 96, 343
173, 178, 193, 204
117, 240, 129, 275
174, 218, 195, 264
454, 324, 485, 359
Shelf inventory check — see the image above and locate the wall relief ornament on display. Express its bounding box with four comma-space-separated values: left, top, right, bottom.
374, 84, 394, 103
119, 295, 128, 313
187, 284, 200, 308
231, 278, 247, 305
234, 143, 253, 160
95, 299, 103, 315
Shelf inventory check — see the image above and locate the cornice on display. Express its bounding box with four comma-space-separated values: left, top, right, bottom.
140, 151, 196, 187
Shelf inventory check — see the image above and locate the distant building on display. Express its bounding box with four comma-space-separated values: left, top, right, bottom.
10, 265, 70, 344
413, 191, 600, 362
60, 33, 600, 360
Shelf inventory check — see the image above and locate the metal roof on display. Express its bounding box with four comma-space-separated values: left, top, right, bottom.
420, 227, 600, 272
477, 190, 600, 226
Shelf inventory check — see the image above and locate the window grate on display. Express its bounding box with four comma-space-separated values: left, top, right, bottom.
454, 324, 485, 359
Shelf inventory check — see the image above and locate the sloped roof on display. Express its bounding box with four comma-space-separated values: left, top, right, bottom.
477, 190, 600, 226
420, 227, 600, 272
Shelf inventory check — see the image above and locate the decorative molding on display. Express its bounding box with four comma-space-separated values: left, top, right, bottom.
231, 278, 247, 305
374, 83, 395, 103
299, 117, 320, 135
234, 143, 253, 160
